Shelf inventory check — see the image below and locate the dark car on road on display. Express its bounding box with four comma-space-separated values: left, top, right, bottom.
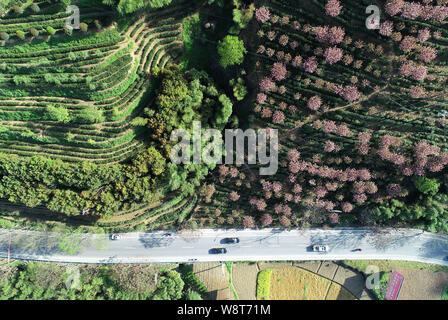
209, 248, 227, 254
221, 237, 240, 244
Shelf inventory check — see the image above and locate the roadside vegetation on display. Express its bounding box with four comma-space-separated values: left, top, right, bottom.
0, 0, 448, 236
256, 266, 356, 300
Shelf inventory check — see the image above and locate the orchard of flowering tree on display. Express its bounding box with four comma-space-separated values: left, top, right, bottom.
194, 0, 448, 233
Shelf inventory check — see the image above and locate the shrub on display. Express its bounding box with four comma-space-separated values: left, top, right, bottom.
13, 5, 24, 14
229, 77, 247, 101
30, 3, 40, 13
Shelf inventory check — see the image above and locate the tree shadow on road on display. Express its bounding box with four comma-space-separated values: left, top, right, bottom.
309, 230, 367, 250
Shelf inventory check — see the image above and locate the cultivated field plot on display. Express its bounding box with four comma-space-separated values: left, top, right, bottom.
395, 266, 448, 300
192, 262, 233, 300
231, 262, 259, 300
343, 260, 448, 299
258, 266, 356, 300
0, 0, 194, 164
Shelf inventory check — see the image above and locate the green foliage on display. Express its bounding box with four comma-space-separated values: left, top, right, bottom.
207, 0, 224, 7
442, 286, 448, 300
178, 264, 208, 298
216, 94, 233, 125
256, 269, 272, 300
12, 75, 30, 86
130, 116, 148, 126
149, 0, 173, 8
412, 176, 440, 195
217, 35, 247, 68
117, 0, 146, 14
80, 23, 89, 33
372, 272, 390, 300
29, 28, 39, 38
46, 26, 56, 36
0, 32, 9, 41
30, 3, 40, 13
185, 288, 202, 300
370, 194, 448, 232
224, 261, 239, 300
12, 4, 24, 14
64, 25, 73, 36
102, 0, 173, 14
181, 14, 202, 70
146, 65, 231, 156
15, 30, 25, 40
0, 262, 192, 300
131, 147, 166, 176
229, 0, 255, 34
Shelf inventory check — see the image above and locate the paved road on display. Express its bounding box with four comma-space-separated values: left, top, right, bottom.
0, 228, 447, 265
